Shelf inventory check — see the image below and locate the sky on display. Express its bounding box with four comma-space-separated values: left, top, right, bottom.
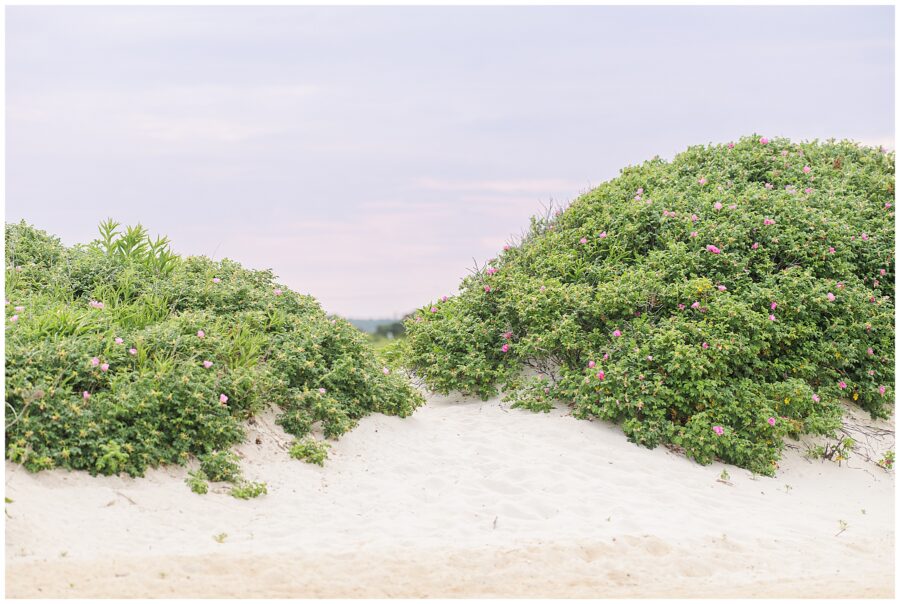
5, 5, 895, 318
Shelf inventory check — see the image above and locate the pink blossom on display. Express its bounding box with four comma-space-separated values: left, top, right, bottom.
828, 247, 836, 254
203, 360, 213, 368
802, 165, 811, 174
826, 292, 835, 302
484, 285, 491, 293
804, 187, 813, 194
751, 242, 759, 250
579, 237, 588, 244
647, 355, 653, 361
502, 331, 513, 340
129, 348, 137, 355
602, 353, 610, 361
714, 202, 722, 211
318, 388, 326, 394
866, 348, 874, 356
612, 330, 622, 337
763, 218, 775, 226
880, 269, 886, 276
770, 301, 777, 310
9, 315, 18, 323
701, 342, 709, 349
220, 394, 229, 404
769, 314, 776, 322
588, 361, 596, 368
812, 393, 820, 403
197, 330, 206, 338
713, 425, 724, 436
727, 142, 735, 149
503, 245, 510, 251
717, 285, 727, 291
212, 278, 221, 284
873, 279, 879, 287
691, 301, 700, 309
501, 344, 509, 353
677, 303, 685, 310
691, 214, 699, 223
100, 363, 109, 372
636, 188, 644, 195
767, 417, 776, 426
539, 286, 546, 292
430, 306, 438, 313
599, 231, 608, 239
89, 300, 104, 309
765, 183, 774, 190
274, 288, 283, 296
383, 367, 390, 375
90, 357, 100, 366
596, 371, 605, 380
838, 381, 847, 390
781, 150, 788, 157
83, 391, 91, 400
115, 337, 124, 344
698, 177, 707, 185
759, 137, 769, 145
706, 244, 721, 254
690, 231, 698, 238
14, 305, 24, 312
441, 295, 448, 302
836, 282, 844, 289
879, 386, 886, 396
886, 202, 892, 209
486, 267, 498, 275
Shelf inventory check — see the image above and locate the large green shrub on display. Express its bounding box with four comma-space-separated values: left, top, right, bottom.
404, 136, 895, 475
5, 220, 424, 477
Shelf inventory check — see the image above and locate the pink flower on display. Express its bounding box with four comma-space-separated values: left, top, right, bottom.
677, 303, 685, 310
691, 301, 700, 309
318, 388, 326, 394
599, 231, 608, 239
89, 300, 104, 309
441, 295, 449, 302
197, 330, 205, 338
763, 218, 775, 226
83, 391, 91, 400
115, 337, 124, 344
702, 342, 709, 349
826, 292, 835, 302
781, 150, 788, 157
765, 183, 774, 190
880, 269, 886, 276
706, 244, 721, 254
804, 188, 813, 194
539, 285, 546, 292
713, 425, 724, 436
212, 277, 221, 284
861, 233, 869, 241
203, 360, 213, 368
219, 394, 229, 404
836, 282, 844, 289
690, 231, 698, 238
879, 385, 886, 396
873, 279, 879, 287
100, 363, 109, 372
588, 360, 596, 368
769, 314, 776, 321
838, 381, 847, 390
579, 237, 588, 245
647, 355, 653, 361
129, 348, 137, 355
596, 371, 605, 380
812, 394, 820, 403
9, 315, 18, 323
486, 267, 498, 275
503, 245, 510, 251
274, 288, 283, 296
886, 202, 892, 209
759, 137, 769, 145
602, 353, 609, 361
90, 357, 100, 366
698, 177, 707, 185
728, 204, 737, 210
767, 417, 776, 426
430, 306, 438, 313
636, 188, 644, 195
484, 285, 491, 293
691, 214, 699, 223
828, 247, 836, 254
727, 142, 735, 149
802, 165, 811, 174
770, 301, 777, 310
383, 367, 390, 375
713, 202, 722, 211
501, 344, 509, 353
14, 305, 24, 312
751, 242, 759, 250
612, 330, 622, 337
717, 285, 727, 291
502, 331, 513, 340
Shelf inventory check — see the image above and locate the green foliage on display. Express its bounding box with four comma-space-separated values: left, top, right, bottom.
5, 220, 425, 479
199, 451, 242, 483
185, 470, 210, 494
403, 136, 895, 475
229, 480, 267, 499
289, 438, 330, 466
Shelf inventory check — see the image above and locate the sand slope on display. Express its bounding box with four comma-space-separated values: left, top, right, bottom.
5, 394, 895, 598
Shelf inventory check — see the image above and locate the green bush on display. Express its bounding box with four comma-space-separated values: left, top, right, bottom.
404, 136, 895, 475
289, 438, 330, 466
5, 220, 425, 478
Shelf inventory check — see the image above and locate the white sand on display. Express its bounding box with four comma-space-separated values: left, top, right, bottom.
5, 394, 895, 598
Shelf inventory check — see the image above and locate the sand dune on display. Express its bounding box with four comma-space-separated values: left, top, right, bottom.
5, 394, 895, 598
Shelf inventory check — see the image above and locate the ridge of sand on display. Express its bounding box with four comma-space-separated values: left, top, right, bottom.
5, 394, 895, 598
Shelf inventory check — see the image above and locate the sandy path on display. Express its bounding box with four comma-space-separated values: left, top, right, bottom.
5, 394, 895, 598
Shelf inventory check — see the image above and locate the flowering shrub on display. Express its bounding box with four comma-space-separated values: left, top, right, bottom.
404, 136, 895, 475
5, 221, 424, 479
